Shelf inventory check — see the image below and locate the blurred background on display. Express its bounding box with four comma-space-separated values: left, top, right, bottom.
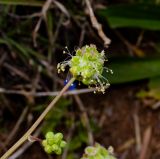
0, 0, 160, 159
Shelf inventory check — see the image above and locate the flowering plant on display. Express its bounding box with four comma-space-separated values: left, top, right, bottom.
58, 44, 111, 93
81, 143, 116, 159
1, 45, 114, 159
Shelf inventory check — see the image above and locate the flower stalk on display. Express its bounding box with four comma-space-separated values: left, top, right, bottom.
1, 44, 112, 159
1, 78, 75, 159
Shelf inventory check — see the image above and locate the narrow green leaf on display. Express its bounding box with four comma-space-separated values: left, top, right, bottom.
0, 37, 45, 61
98, 3, 160, 30
104, 58, 160, 84
0, 0, 44, 7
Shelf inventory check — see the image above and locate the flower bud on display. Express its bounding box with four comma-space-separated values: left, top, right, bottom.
42, 131, 67, 155
45, 132, 54, 140
44, 145, 52, 154
60, 140, 67, 148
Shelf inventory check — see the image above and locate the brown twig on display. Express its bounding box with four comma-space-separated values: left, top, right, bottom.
74, 95, 94, 145
0, 53, 6, 66
79, 23, 87, 47
33, 0, 70, 47
8, 127, 42, 159
4, 107, 29, 146
0, 86, 109, 97
84, 0, 111, 47
118, 138, 135, 152
7, 12, 41, 20
139, 126, 152, 159
114, 30, 144, 57
32, 0, 52, 46
52, 0, 70, 18
28, 68, 41, 104
136, 30, 144, 47
28, 135, 42, 142
3, 63, 30, 81
32, 17, 43, 47
133, 113, 141, 153
1, 78, 75, 159
62, 117, 75, 159
0, 142, 7, 153
151, 101, 160, 109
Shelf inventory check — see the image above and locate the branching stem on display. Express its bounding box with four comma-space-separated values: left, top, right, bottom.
1, 77, 75, 159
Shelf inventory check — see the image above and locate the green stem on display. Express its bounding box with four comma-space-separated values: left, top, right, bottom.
1, 78, 75, 159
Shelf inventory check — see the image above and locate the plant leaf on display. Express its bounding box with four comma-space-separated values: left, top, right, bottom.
98, 3, 160, 30
104, 57, 160, 84
0, 0, 44, 6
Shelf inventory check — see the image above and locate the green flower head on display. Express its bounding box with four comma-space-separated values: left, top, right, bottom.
42, 132, 67, 155
80, 143, 117, 159
57, 44, 112, 93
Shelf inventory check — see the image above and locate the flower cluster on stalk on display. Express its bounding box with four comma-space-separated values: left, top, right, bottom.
57, 44, 112, 93
42, 132, 67, 155
81, 143, 116, 159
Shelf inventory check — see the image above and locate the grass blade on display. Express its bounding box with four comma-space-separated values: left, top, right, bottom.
98, 3, 160, 30
0, 0, 44, 7
104, 57, 160, 84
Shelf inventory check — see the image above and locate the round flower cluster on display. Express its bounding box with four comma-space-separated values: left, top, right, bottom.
57, 45, 111, 93
42, 132, 67, 155
81, 143, 116, 159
